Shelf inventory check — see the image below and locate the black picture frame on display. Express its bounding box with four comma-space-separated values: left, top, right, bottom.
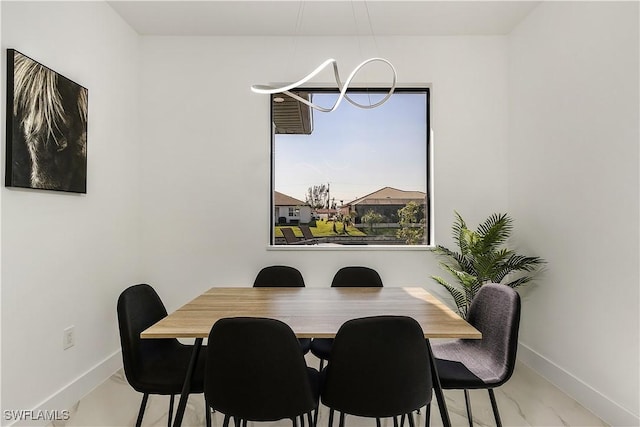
5, 49, 88, 193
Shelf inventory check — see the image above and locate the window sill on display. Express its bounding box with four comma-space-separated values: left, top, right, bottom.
267, 244, 435, 251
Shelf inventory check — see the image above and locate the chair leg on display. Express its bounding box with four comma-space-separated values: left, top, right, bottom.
136, 394, 149, 427
488, 389, 502, 427
376, 418, 381, 427
393, 416, 399, 427
426, 339, 452, 427
168, 395, 175, 427
319, 358, 325, 372
338, 412, 345, 427
313, 405, 319, 427
223, 415, 230, 427
463, 390, 473, 427
424, 404, 431, 427
205, 398, 212, 427
328, 408, 334, 427
408, 412, 415, 427
308, 411, 314, 427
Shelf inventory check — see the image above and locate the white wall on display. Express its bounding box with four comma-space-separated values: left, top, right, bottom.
508, 2, 639, 425
138, 35, 510, 309
1, 1, 141, 419
3, 3, 636, 426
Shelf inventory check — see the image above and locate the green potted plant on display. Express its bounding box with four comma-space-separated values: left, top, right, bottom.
432, 212, 545, 317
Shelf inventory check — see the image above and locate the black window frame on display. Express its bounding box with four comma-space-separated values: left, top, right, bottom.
270, 87, 431, 247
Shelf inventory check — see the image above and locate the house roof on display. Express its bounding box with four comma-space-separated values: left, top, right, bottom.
273, 92, 313, 135
274, 191, 307, 207
344, 187, 426, 207
316, 208, 338, 214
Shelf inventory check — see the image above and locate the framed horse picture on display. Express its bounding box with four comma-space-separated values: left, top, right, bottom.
5, 49, 88, 193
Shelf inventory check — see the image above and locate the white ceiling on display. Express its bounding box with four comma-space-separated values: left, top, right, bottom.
108, 1, 540, 36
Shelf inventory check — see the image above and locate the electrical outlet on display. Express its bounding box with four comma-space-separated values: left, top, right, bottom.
63, 326, 75, 350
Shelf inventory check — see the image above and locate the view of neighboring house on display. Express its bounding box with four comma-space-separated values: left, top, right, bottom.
340, 187, 427, 224
274, 191, 312, 224
315, 208, 338, 221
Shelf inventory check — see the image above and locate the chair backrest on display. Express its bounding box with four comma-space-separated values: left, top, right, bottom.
467, 283, 521, 386
117, 284, 180, 391
253, 265, 305, 288
281, 228, 299, 244
321, 316, 432, 418
299, 225, 315, 241
205, 317, 317, 421
331, 266, 383, 287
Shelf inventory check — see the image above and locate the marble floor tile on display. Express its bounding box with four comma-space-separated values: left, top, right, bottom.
49, 356, 607, 427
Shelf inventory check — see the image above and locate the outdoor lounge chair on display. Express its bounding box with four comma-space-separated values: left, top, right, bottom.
298, 225, 321, 244
281, 227, 304, 245
281, 227, 316, 245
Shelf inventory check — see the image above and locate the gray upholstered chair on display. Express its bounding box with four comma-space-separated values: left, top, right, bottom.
430, 283, 521, 427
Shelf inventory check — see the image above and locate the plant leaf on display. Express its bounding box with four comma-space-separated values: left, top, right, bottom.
432, 275, 468, 316
452, 211, 470, 257
476, 213, 513, 253
474, 248, 511, 282
440, 263, 478, 289
433, 245, 475, 274
503, 276, 533, 288
493, 254, 545, 283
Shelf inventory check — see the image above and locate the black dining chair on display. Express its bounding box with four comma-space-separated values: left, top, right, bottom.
431, 283, 521, 427
253, 265, 311, 354
310, 266, 383, 371
253, 265, 306, 288
330, 266, 384, 288
321, 316, 433, 427
204, 317, 320, 427
117, 284, 211, 427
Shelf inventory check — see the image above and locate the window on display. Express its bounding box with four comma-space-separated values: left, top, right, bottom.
271, 88, 431, 247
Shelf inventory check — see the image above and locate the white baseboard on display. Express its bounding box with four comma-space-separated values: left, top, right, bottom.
518, 342, 639, 426
6, 350, 122, 427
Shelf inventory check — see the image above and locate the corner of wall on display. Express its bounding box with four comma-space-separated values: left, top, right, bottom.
518, 343, 640, 426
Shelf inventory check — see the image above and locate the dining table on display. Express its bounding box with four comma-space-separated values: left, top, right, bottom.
141, 286, 482, 427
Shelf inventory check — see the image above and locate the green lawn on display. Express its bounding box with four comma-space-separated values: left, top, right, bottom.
275, 220, 366, 238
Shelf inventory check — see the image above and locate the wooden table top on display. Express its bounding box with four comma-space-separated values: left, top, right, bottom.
141, 286, 481, 340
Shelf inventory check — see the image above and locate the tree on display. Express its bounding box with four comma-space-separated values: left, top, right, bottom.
305, 184, 329, 210
396, 201, 425, 245
361, 210, 383, 233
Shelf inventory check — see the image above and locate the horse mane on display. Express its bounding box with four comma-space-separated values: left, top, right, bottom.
13, 52, 67, 150
78, 86, 88, 125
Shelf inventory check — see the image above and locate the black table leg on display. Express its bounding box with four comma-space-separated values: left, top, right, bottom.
426, 339, 451, 427
173, 338, 204, 427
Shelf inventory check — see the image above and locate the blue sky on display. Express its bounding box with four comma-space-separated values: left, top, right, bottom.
274, 91, 428, 205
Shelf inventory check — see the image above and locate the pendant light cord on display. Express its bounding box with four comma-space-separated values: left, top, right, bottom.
251, 0, 397, 112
